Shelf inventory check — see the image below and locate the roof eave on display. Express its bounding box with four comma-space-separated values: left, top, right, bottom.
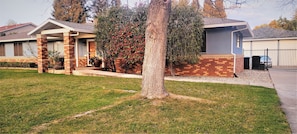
28, 19, 75, 36
0, 37, 36, 43
204, 22, 248, 28
243, 37, 297, 41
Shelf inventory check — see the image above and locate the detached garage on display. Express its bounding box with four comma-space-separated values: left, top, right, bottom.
243, 27, 297, 67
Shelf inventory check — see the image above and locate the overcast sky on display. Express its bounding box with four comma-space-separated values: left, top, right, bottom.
0, 0, 296, 29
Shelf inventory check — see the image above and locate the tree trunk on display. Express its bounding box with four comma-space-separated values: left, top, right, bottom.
141, 0, 171, 99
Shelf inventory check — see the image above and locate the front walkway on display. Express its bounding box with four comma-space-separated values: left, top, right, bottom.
73, 68, 274, 88
269, 68, 297, 134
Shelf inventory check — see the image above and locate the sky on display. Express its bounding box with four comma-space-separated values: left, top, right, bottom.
0, 0, 296, 29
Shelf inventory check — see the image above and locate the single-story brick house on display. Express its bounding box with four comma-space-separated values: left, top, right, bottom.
0, 18, 253, 77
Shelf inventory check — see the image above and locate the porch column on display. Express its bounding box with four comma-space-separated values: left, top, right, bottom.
63, 32, 75, 75
37, 34, 48, 73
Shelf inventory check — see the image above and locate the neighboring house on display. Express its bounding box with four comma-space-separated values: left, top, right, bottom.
0, 23, 37, 63
0, 23, 36, 36
1, 18, 253, 77
243, 27, 297, 67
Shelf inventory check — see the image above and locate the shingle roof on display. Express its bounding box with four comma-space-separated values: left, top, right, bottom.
28, 19, 95, 35
0, 23, 36, 33
0, 32, 35, 42
203, 17, 253, 37
203, 18, 244, 26
252, 27, 297, 39
52, 19, 94, 32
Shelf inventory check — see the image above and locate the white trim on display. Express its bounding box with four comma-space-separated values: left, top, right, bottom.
28, 19, 93, 36
86, 39, 95, 66
0, 38, 36, 43
75, 38, 79, 67
231, 26, 248, 76
28, 19, 52, 35
204, 22, 248, 28
28, 19, 75, 35
244, 37, 297, 41
41, 28, 70, 35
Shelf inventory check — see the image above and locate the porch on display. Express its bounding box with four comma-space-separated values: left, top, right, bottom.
28, 19, 97, 75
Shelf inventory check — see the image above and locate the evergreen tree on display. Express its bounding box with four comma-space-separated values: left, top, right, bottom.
167, 5, 204, 75
52, 0, 88, 23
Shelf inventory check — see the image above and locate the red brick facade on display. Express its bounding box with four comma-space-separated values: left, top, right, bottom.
115, 58, 142, 74
115, 54, 244, 77
78, 57, 87, 67
235, 55, 244, 74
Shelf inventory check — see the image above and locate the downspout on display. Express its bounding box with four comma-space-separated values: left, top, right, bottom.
75, 38, 79, 67
231, 26, 248, 77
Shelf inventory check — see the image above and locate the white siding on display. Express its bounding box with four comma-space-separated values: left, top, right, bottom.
23, 41, 37, 57
5, 43, 14, 57
243, 39, 297, 66
48, 41, 64, 56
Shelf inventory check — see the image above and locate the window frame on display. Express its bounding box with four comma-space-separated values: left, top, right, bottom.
236, 34, 241, 48
14, 42, 23, 56
0, 43, 5, 56
201, 31, 206, 52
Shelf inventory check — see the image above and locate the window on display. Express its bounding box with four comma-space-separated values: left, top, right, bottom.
236, 34, 241, 48
14, 42, 23, 56
0, 43, 5, 56
201, 31, 206, 52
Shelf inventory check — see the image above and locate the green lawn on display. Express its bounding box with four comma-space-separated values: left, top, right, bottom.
0, 69, 290, 133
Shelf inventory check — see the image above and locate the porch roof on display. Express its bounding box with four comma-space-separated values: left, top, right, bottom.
28, 19, 95, 36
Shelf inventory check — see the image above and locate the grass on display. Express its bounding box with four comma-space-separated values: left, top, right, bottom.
0, 69, 290, 133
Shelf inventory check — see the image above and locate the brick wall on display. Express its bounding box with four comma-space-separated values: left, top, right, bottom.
0, 58, 37, 63
235, 55, 244, 74
78, 57, 87, 67
165, 55, 234, 77
115, 58, 142, 74
114, 54, 244, 77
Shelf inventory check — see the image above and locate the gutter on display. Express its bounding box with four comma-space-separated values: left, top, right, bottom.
231, 26, 248, 77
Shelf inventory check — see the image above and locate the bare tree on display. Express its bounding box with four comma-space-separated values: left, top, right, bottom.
141, 0, 171, 99
7, 19, 17, 25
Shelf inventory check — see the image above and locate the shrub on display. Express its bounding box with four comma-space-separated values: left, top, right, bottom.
0, 62, 37, 68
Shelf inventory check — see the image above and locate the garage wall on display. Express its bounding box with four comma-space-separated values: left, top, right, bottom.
243, 38, 297, 67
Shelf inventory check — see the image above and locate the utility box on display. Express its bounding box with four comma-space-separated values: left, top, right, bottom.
252, 56, 265, 70
244, 57, 250, 69
252, 56, 260, 70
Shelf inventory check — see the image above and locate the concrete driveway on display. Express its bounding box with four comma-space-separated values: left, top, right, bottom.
269, 68, 297, 134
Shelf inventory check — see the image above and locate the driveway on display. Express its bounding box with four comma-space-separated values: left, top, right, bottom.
269, 68, 297, 134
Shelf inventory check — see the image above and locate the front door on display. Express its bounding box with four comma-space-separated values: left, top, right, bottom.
88, 41, 96, 66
